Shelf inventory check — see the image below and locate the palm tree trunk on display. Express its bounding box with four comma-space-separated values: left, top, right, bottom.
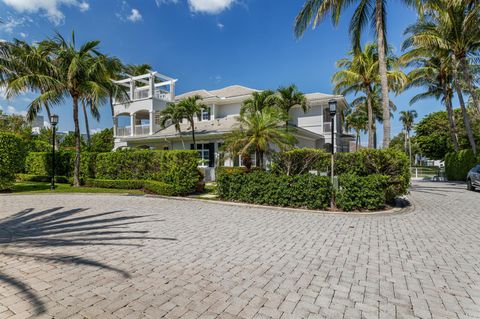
443, 87, 459, 152
404, 130, 408, 153
460, 57, 480, 113
375, 0, 391, 148
44, 102, 52, 124
366, 87, 374, 148
72, 96, 81, 187
191, 118, 196, 148
407, 129, 412, 165
82, 99, 91, 145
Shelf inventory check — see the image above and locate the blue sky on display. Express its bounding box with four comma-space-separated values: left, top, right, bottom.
0, 0, 440, 144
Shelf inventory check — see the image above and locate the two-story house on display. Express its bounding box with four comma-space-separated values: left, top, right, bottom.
113, 72, 354, 176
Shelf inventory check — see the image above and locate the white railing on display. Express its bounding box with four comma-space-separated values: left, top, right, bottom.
116, 126, 131, 137
134, 124, 150, 136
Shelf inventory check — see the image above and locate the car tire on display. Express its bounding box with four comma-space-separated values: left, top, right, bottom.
467, 179, 476, 191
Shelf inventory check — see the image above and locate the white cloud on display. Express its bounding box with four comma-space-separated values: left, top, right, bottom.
127, 8, 142, 22
188, 0, 234, 14
209, 74, 222, 83
216, 22, 224, 29
19, 32, 27, 38
0, 104, 27, 116
2, 0, 90, 25
0, 16, 28, 33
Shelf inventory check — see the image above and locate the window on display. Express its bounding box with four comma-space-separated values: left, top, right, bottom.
192, 143, 214, 167
201, 107, 211, 121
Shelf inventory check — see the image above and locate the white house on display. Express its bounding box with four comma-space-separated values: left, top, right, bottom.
112, 71, 354, 177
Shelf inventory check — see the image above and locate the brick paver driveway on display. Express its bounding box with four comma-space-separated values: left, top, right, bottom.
0, 181, 479, 319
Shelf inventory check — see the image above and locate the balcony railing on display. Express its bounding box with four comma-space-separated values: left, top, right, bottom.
134, 124, 150, 136
116, 126, 131, 137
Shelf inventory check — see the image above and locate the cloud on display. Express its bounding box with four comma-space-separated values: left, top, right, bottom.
1, 0, 90, 25
19, 32, 27, 38
209, 74, 222, 83
216, 22, 224, 29
127, 8, 142, 22
0, 104, 27, 116
188, 0, 234, 14
0, 16, 28, 33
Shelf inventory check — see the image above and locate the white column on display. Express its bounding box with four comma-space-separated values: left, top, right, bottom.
129, 78, 135, 101
211, 104, 216, 120
149, 73, 155, 98
130, 113, 135, 137
149, 111, 154, 135
170, 81, 175, 101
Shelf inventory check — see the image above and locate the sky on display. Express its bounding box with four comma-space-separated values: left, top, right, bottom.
0, 0, 441, 145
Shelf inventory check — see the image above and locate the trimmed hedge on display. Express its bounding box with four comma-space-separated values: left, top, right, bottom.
16, 174, 69, 184
84, 179, 179, 196
95, 150, 201, 194
445, 150, 479, 181
217, 170, 332, 209
271, 149, 329, 175
0, 132, 26, 190
24, 151, 99, 178
336, 173, 389, 211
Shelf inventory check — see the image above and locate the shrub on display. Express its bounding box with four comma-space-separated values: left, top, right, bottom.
84, 179, 145, 189
445, 149, 479, 181
143, 180, 179, 196
16, 174, 69, 183
271, 149, 330, 175
336, 173, 389, 211
25, 151, 74, 177
0, 132, 27, 190
95, 150, 201, 194
217, 170, 331, 209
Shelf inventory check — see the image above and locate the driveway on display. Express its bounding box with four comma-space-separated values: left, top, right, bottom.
0, 181, 479, 319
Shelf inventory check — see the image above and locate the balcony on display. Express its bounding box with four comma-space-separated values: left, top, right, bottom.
116, 126, 131, 137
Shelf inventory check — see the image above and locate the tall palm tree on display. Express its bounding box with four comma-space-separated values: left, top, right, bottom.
294, 0, 422, 148
272, 85, 308, 130
345, 109, 368, 150
224, 107, 295, 168
240, 90, 276, 117
333, 43, 406, 148
123, 63, 152, 76
33, 32, 109, 186
159, 102, 186, 149
399, 110, 418, 163
177, 95, 207, 148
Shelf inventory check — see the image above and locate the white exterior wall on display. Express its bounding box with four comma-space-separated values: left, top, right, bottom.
216, 102, 242, 118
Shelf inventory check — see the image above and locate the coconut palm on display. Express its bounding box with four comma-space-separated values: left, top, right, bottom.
159, 102, 186, 149
240, 90, 276, 117
177, 95, 207, 148
294, 0, 422, 147
333, 43, 406, 148
33, 32, 109, 186
123, 63, 152, 76
345, 109, 368, 150
399, 110, 418, 163
224, 107, 295, 168
272, 85, 308, 130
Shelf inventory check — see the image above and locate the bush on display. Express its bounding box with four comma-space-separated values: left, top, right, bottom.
95, 150, 201, 194
143, 180, 179, 196
16, 174, 69, 183
25, 151, 74, 177
217, 169, 331, 209
271, 149, 330, 175
84, 179, 145, 189
445, 149, 479, 181
0, 132, 27, 190
336, 173, 389, 211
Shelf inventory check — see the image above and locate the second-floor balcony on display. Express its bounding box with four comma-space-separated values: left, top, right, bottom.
116, 124, 158, 137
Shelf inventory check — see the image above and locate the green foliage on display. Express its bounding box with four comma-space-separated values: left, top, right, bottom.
0, 111, 32, 140
271, 149, 330, 175
216, 166, 250, 175
16, 174, 69, 183
28, 140, 51, 152
60, 132, 86, 150
0, 132, 27, 190
88, 129, 114, 152
25, 151, 74, 177
95, 150, 201, 194
445, 150, 479, 181
80, 152, 99, 179
217, 170, 332, 209
84, 179, 145, 190
143, 180, 179, 196
336, 173, 389, 211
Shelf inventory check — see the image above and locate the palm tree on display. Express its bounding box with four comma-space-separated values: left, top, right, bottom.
345, 109, 368, 150
399, 110, 418, 164
33, 32, 109, 186
102, 55, 128, 120
123, 63, 152, 76
159, 102, 186, 149
177, 95, 207, 148
224, 107, 295, 168
240, 90, 276, 117
272, 85, 308, 130
294, 0, 422, 148
333, 43, 406, 148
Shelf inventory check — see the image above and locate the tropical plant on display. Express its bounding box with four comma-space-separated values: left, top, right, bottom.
159, 102, 186, 149
240, 90, 276, 117
176, 95, 207, 148
272, 85, 308, 130
399, 110, 418, 163
345, 108, 368, 150
223, 107, 295, 168
294, 0, 422, 147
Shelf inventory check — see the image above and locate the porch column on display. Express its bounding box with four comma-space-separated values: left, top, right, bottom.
170, 81, 175, 101
130, 113, 135, 137
129, 78, 135, 101
211, 104, 216, 120
149, 111, 154, 135
149, 73, 155, 98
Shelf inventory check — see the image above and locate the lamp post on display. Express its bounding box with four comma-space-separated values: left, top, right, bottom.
50, 114, 59, 191
328, 100, 337, 208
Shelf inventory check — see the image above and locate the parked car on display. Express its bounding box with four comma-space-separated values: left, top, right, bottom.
467, 164, 480, 191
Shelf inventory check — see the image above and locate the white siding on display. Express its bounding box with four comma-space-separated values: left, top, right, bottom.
294, 105, 324, 135
216, 103, 242, 118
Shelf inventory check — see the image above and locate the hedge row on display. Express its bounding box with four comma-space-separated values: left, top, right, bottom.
24, 151, 98, 179
272, 148, 410, 202
84, 179, 179, 196
217, 170, 332, 209
0, 132, 27, 190
445, 150, 479, 181
336, 173, 389, 211
16, 174, 69, 184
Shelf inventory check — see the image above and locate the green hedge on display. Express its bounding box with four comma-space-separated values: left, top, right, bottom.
217, 170, 331, 209
16, 174, 69, 184
95, 150, 201, 194
0, 132, 27, 190
84, 179, 179, 196
336, 173, 389, 211
271, 149, 330, 175
445, 150, 479, 181
25, 151, 100, 179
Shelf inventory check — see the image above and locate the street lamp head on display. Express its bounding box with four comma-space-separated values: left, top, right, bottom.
328, 99, 337, 116
50, 114, 59, 126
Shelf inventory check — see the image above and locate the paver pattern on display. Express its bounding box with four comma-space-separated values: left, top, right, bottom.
0, 181, 479, 318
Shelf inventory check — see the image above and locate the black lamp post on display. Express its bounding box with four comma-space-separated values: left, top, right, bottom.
328, 100, 337, 208
50, 114, 59, 191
